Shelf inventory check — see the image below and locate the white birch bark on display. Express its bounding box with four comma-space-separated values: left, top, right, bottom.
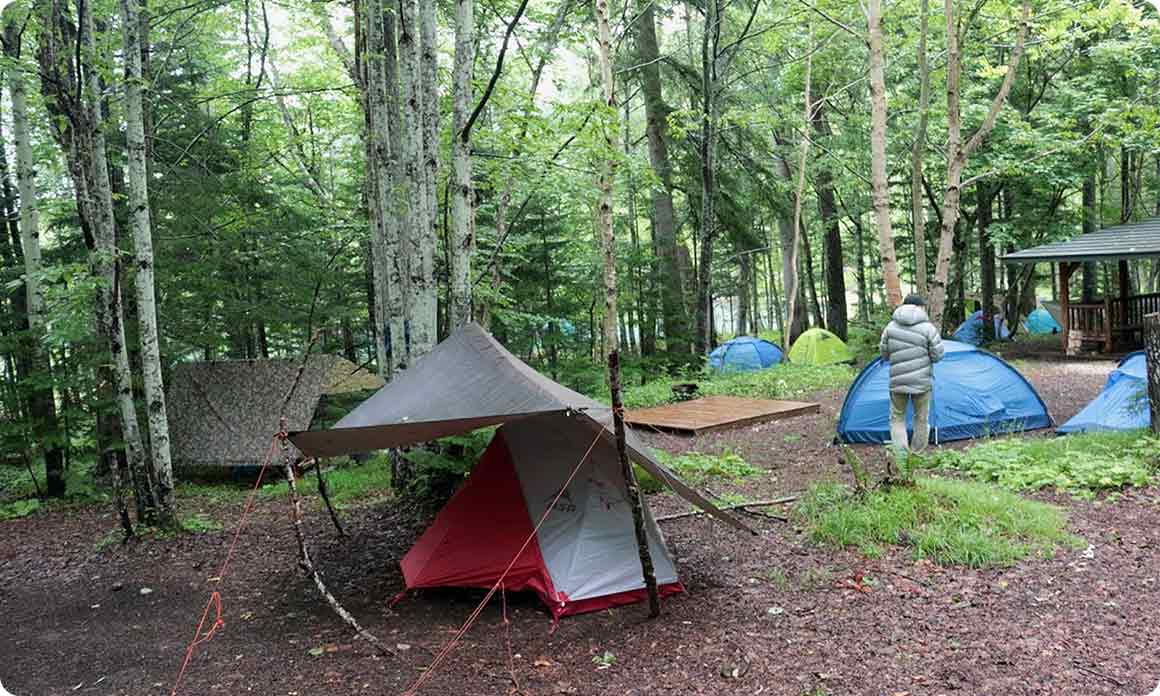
928, 0, 1030, 323
80, 0, 153, 514
364, 0, 403, 376
866, 0, 903, 308
449, 0, 475, 328
783, 37, 811, 354
8, 46, 42, 328
396, 0, 425, 364
382, 7, 408, 371
412, 0, 439, 356
910, 0, 931, 296
120, 0, 176, 526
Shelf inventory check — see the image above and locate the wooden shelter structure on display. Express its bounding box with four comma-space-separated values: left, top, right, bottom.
1002, 218, 1160, 354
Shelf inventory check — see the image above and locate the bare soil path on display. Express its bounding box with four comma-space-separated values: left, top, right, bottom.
3, 358, 1158, 696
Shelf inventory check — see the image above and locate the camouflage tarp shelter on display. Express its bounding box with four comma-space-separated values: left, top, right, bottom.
167, 355, 383, 476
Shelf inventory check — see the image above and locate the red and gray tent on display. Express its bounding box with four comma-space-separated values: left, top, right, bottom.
291, 323, 749, 618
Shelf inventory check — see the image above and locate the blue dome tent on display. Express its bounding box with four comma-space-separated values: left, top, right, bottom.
953, 310, 1010, 345
1057, 352, 1149, 434
708, 336, 784, 373
1023, 307, 1062, 335
836, 340, 1052, 444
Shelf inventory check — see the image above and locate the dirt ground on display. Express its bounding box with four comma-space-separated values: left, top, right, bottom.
3, 358, 1159, 696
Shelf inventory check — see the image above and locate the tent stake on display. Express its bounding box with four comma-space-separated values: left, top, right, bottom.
608, 350, 661, 618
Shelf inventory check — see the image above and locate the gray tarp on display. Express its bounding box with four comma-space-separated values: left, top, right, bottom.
290, 323, 753, 534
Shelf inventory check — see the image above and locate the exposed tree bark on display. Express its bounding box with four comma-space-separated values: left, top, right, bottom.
1082, 172, 1098, 301
449, 0, 475, 328
783, 36, 813, 352
694, 0, 720, 356
120, 0, 176, 526
595, 0, 660, 617
910, 0, 931, 295
408, 0, 438, 357
63, 0, 154, 519
738, 251, 751, 337
978, 183, 996, 342
634, 0, 690, 364
360, 0, 403, 377
928, 0, 1030, 323
811, 103, 847, 340
866, 0, 902, 308
1145, 313, 1160, 434
2, 12, 65, 498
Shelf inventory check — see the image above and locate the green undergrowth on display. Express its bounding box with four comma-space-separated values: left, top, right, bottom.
931, 430, 1160, 498
616, 363, 855, 410
636, 449, 761, 494
0, 458, 108, 520
795, 476, 1082, 567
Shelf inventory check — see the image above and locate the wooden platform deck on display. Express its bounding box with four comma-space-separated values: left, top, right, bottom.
625, 395, 820, 436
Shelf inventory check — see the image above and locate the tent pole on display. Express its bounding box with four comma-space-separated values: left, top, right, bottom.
608, 350, 661, 617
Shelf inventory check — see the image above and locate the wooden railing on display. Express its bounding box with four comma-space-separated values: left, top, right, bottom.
1067, 292, 1160, 351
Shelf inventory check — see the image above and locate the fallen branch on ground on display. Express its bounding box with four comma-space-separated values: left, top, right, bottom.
654, 496, 798, 523
282, 436, 392, 658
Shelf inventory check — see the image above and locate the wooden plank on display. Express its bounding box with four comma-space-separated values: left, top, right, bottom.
625, 395, 820, 435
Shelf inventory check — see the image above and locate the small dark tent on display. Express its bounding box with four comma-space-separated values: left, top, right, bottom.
290, 323, 749, 618
167, 355, 383, 475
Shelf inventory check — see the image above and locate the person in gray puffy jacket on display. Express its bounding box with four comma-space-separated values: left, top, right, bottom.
879, 294, 945, 452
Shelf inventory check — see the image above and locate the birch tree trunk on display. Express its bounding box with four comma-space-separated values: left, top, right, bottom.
81, 0, 154, 518
928, 0, 1030, 323
363, 0, 401, 377
382, 8, 408, 369
398, 0, 424, 362
783, 39, 812, 353
910, 0, 931, 295
121, 0, 176, 526
595, 0, 660, 617
449, 0, 475, 328
413, 0, 439, 352
866, 0, 903, 308
3, 13, 66, 497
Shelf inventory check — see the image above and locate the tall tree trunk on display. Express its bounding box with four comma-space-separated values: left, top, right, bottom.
910, 0, 931, 295
82, 0, 153, 520
595, 0, 660, 616
3, 16, 65, 497
449, 0, 475, 328
397, 0, 423, 361
866, 0, 903, 308
851, 211, 871, 322
978, 183, 996, 342
1082, 173, 1098, 301
811, 104, 847, 340
800, 225, 824, 329
408, 0, 438, 358
738, 251, 750, 337
782, 34, 813, 351
635, 0, 690, 364
120, 0, 176, 526
928, 0, 1030, 323
694, 0, 720, 356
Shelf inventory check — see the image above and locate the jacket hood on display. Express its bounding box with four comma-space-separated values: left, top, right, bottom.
892, 304, 931, 326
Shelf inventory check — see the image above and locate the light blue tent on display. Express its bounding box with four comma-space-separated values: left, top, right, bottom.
953, 310, 1011, 345
708, 336, 784, 373
1057, 352, 1149, 433
836, 340, 1052, 444
1023, 308, 1062, 335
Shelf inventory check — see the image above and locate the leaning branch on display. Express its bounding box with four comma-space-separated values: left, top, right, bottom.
960, 0, 1031, 158
458, 0, 531, 141
655, 496, 798, 522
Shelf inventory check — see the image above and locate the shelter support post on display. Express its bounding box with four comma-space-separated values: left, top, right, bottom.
1059, 262, 1075, 353
1146, 313, 1160, 434
608, 350, 661, 617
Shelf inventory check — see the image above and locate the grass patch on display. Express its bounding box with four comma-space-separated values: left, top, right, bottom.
637, 450, 760, 494
183, 513, 224, 533
795, 476, 1082, 567
615, 363, 855, 409
0, 498, 41, 520
932, 430, 1160, 498
254, 454, 395, 509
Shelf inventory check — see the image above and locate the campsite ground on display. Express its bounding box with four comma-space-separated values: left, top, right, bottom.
3, 358, 1159, 696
